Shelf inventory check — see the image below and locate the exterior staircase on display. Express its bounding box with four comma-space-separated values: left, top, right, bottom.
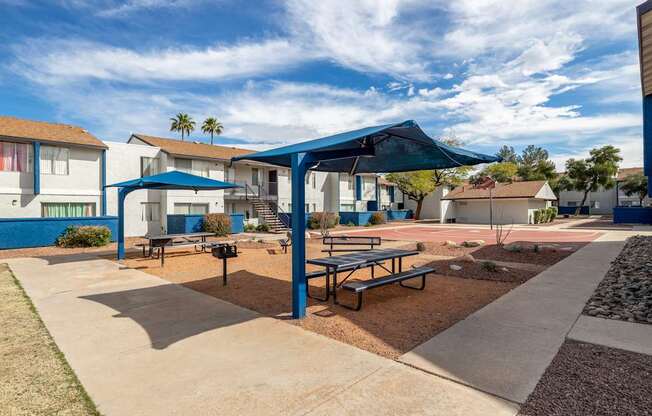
250, 198, 289, 233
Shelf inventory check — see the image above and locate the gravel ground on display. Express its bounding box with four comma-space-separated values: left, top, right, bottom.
519, 340, 652, 416
584, 236, 652, 324
422, 241, 586, 266
428, 259, 538, 283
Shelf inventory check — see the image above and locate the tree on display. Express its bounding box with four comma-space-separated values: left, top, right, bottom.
496, 145, 518, 163
475, 161, 518, 183
169, 113, 195, 141
516, 145, 556, 181
432, 135, 473, 187
201, 117, 224, 145
386, 171, 437, 220
620, 173, 648, 206
560, 145, 622, 215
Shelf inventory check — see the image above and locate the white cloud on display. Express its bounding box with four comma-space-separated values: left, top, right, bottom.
550, 135, 644, 171
97, 0, 200, 17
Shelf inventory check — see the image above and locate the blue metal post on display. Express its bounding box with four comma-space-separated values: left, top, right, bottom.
33, 142, 40, 195
644, 95, 652, 197
117, 187, 131, 260
374, 176, 379, 202
100, 149, 107, 216
291, 152, 308, 319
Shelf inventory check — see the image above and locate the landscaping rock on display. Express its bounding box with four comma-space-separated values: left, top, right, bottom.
462, 239, 485, 247
443, 240, 460, 248
454, 253, 476, 263
504, 243, 523, 252
449, 264, 462, 271
582, 236, 652, 325
499, 267, 509, 272
416, 242, 426, 252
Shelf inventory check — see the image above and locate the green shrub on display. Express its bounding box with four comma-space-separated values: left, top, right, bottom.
308, 212, 339, 230
416, 242, 426, 252
346, 221, 355, 227
547, 206, 557, 222
203, 213, 231, 236
244, 223, 256, 232
368, 212, 386, 225
256, 223, 270, 233
480, 261, 498, 273
56, 225, 111, 248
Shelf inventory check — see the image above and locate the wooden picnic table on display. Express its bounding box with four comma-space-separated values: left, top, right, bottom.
306, 248, 419, 304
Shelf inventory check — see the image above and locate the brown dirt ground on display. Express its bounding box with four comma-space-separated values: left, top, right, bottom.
519, 340, 652, 416
116, 239, 524, 358
0, 264, 99, 415
421, 241, 587, 266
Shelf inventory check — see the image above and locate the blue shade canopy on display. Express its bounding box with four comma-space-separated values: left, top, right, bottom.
232, 120, 500, 173
107, 170, 240, 191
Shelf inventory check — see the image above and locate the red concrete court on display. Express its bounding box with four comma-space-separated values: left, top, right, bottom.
337, 225, 602, 244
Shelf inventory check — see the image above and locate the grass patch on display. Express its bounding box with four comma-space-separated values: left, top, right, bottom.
0, 263, 100, 416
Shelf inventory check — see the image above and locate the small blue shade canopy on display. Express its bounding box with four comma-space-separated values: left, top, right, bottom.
106, 171, 240, 260
232, 120, 500, 172
106, 170, 240, 191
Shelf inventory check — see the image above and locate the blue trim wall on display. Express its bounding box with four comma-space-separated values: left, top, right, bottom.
0, 216, 118, 249
613, 207, 652, 224
339, 211, 386, 226
644, 95, 652, 197
166, 214, 245, 234
100, 149, 107, 216
33, 142, 40, 195
387, 209, 412, 220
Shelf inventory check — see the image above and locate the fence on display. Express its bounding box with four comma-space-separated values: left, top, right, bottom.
613, 207, 652, 224
0, 216, 118, 249
166, 214, 244, 234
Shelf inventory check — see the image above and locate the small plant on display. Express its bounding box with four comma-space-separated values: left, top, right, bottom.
547, 206, 557, 222
495, 222, 513, 247
56, 225, 111, 248
346, 221, 355, 227
256, 223, 270, 233
480, 261, 498, 272
416, 242, 426, 252
368, 212, 386, 225
244, 223, 256, 232
203, 213, 231, 236
308, 212, 339, 231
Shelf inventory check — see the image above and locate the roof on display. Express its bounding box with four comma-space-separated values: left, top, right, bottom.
131, 134, 254, 161
617, 167, 644, 181
0, 116, 106, 148
442, 180, 555, 200
107, 170, 240, 191
232, 120, 500, 173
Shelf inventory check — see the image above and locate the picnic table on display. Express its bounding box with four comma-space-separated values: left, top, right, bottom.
139, 232, 215, 266
306, 248, 420, 305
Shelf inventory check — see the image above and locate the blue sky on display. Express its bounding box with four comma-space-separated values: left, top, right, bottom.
0, 0, 645, 168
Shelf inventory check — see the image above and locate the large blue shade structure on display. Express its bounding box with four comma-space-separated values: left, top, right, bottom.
106, 170, 240, 260
232, 120, 501, 319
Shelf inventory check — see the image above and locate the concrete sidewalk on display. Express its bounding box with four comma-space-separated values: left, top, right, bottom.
5, 254, 517, 416
399, 232, 631, 404
568, 315, 652, 356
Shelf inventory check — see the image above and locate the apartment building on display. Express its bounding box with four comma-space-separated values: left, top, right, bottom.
0, 116, 107, 218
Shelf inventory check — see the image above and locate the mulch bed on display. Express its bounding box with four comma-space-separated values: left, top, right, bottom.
519, 340, 652, 416
583, 236, 652, 324
422, 241, 586, 266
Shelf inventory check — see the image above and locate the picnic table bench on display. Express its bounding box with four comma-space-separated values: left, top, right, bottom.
307, 248, 430, 310
136, 232, 215, 266
322, 235, 381, 255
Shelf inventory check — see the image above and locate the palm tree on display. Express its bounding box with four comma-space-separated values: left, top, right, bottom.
169, 113, 195, 141
201, 117, 224, 145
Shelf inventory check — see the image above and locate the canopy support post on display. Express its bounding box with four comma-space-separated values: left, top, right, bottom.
117, 187, 132, 260
291, 152, 308, 319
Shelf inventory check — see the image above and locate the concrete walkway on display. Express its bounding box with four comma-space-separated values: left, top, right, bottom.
568, 315, 652, 356
5, 254, 517, 416
399, 232, 630, 404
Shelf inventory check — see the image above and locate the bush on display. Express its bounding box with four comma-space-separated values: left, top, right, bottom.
56, 225, 111, 248
416, 242, 426, 252
480, 261, 498, 273
203, 213, 231, 236
368, 212, 386, 225
308, 212, 339, 230
346, 221, 355, 227
547, 206, 558, 221
244, 223, 256, 232
256, 223, 270, 233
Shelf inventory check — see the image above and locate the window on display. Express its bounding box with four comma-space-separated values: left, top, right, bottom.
174, 203, 208, 215
225, 167, 235, 182
42, 202, 95, 218
192, 160, 210, 178
312, 203, 317, 212
340, 203, 355, 212
312, 173, 316, 189
141, 202, 160, 222
341, 173, 353, 190
175, 158, 192, 173
41, 145, 69, 175
251, 168, 259, 186
0, 141, 32, 172
288, 203, 292, 211
567, 201, 578, 207
305, 171, 310, 185
305, 203, 310, 212
140, 157, 160, 177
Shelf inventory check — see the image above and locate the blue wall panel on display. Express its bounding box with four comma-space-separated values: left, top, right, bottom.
339, 211, 386, 226
613, 207, 652, 224
166, 214, 245, 234
644, 95, 652, 196
387, 209, 413, 220
558, 206, 590, 215
0, 216, 118, 249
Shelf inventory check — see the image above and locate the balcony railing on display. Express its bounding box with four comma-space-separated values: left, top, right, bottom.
224, 181, 279, 200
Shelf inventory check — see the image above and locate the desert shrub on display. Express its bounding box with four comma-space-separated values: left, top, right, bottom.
480, 261, 498, 272
416, 242, 426, 252
308, 212, 339, 230
203, 213, 231, 236
56, 225, 111, 248
244, 223, 256, 232
346, 221, 355, 227
368, 212, 386, 225
256, 223, 270, 233
547, 206, 558, 222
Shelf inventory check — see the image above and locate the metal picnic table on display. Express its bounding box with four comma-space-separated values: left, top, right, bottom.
306, 248, 419, 304
141, 232, 215, 266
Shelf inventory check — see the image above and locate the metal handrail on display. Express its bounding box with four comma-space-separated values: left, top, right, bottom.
246, 183, 290, 229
